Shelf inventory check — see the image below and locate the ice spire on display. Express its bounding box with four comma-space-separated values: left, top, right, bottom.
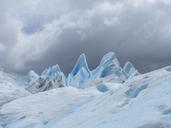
67, 53, 91, 87
25, 70, 39, 84
92, 52, 122, 78
70, 53, 90, 76
123, 61, 140, 78
41, 64, 62, 79
100, 52, 120, 67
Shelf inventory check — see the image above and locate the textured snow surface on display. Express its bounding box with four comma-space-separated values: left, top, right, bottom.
0, 71, 29, 107
0, 67, 171, 128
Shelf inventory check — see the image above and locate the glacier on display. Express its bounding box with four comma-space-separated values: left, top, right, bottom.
0, 52, 171, 128
25, 52, 139, 90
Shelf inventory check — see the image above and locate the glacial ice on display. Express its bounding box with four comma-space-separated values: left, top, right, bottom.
1, 52, 171, 128
92, 52, 126, 82
125, 83, 148, 98
164, 66, 171, 72
24, 52, 140, 90
100, 52, 120, 67
96, 84, 109, 93
1, 66, 171, 128
67, 54, 91, 87
123, 61, 140, 78
65, 52, 141, 87
26, 65, 66, 93
42, 64, 62, 79
70, 53, 90, 76
24, 70, 39, 84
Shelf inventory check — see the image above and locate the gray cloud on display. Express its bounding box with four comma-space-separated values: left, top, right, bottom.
0, 0, 171, 75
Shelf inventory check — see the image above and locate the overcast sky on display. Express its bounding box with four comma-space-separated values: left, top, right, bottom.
1, 0, 171, 75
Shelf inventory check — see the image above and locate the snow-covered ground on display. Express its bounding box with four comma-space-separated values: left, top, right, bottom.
0, 67, 171, 128
0, 71, 29, 107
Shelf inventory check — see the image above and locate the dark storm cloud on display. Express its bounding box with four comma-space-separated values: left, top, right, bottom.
1, 0, 171, 75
